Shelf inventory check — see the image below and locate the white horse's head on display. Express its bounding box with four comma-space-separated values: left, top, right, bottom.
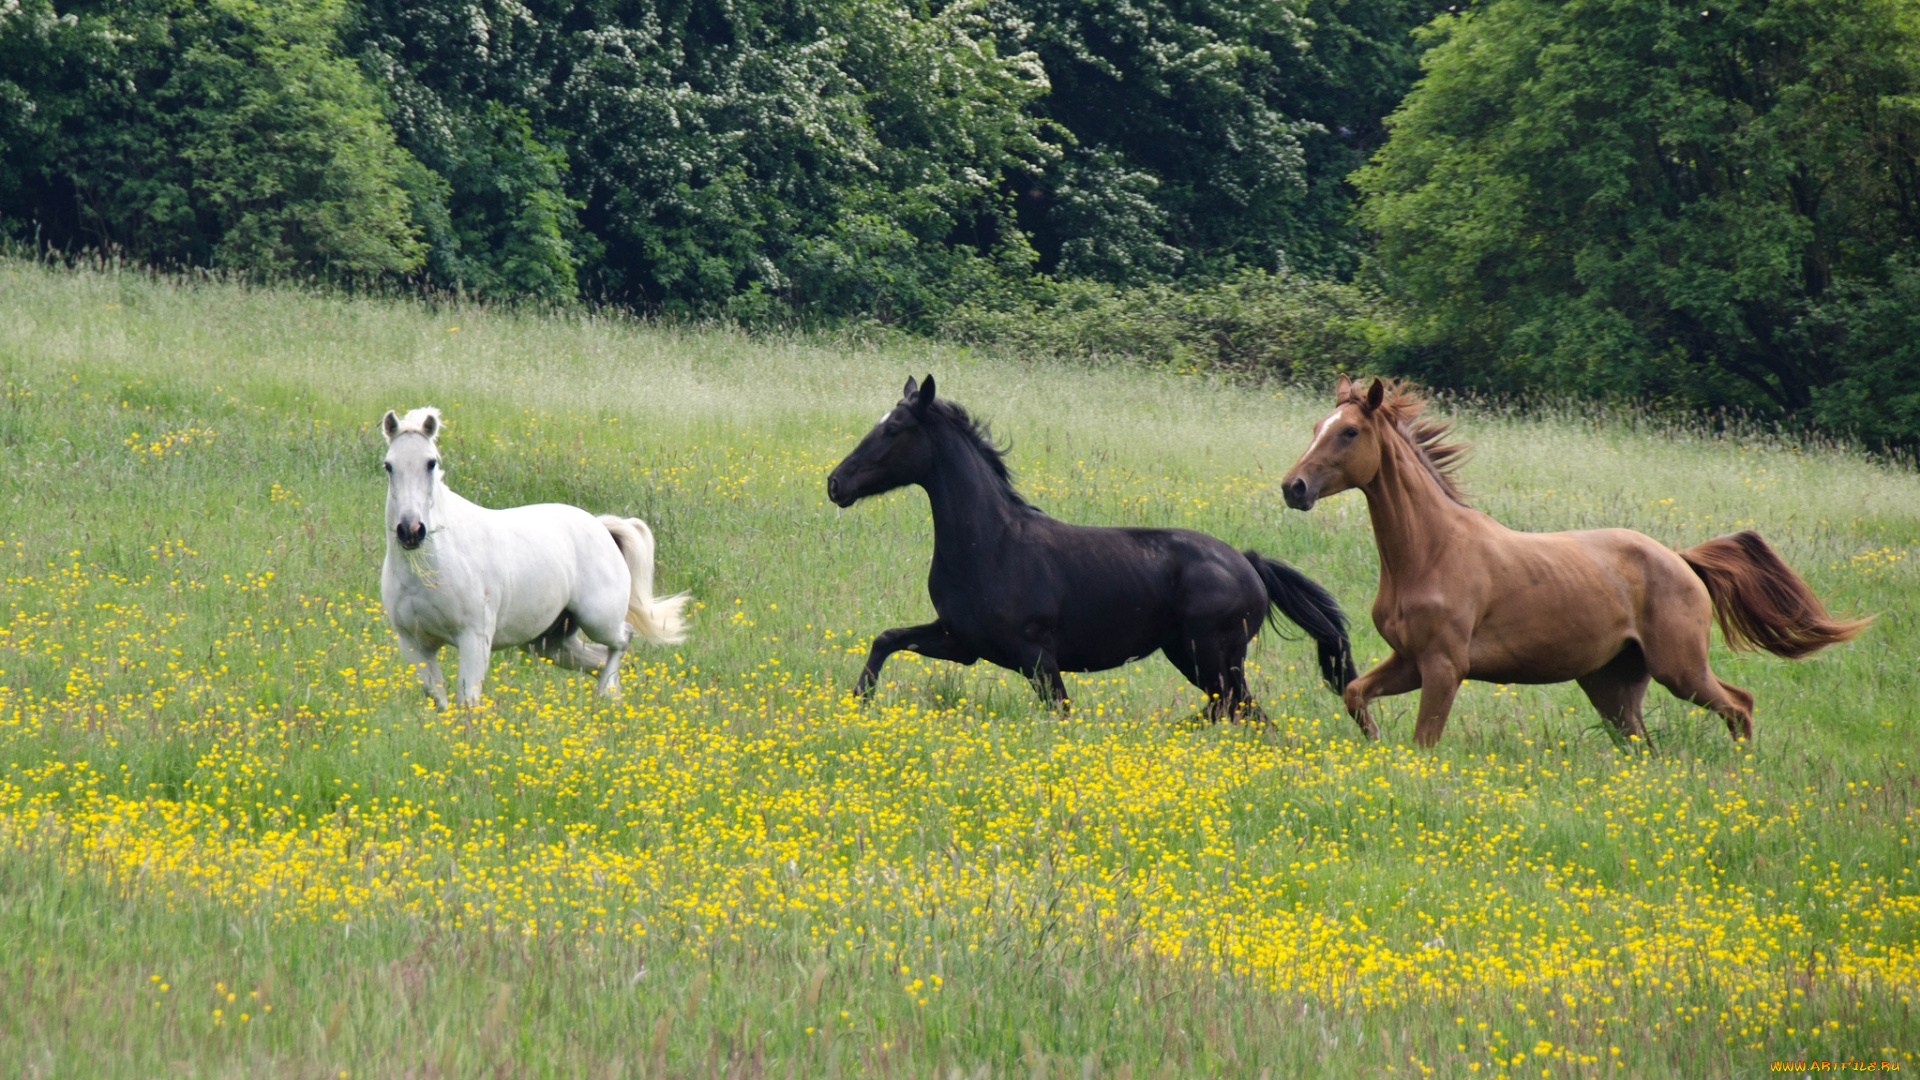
381, 407, 443, 550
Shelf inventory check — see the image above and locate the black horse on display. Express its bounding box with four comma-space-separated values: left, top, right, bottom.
826, 375, 1357, 719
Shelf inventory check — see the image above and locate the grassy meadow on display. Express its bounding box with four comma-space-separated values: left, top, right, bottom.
0, 259, 1916, 1077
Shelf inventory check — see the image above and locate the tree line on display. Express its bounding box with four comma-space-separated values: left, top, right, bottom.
2, 0, 1916, 448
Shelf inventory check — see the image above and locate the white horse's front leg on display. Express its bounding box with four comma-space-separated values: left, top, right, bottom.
455, 630, 495, 706
594, 624, 633, 699
396, 631, 449, 710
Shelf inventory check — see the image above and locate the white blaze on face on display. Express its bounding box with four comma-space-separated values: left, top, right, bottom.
879, 411, 891, 426
1305, 407, 1349, 458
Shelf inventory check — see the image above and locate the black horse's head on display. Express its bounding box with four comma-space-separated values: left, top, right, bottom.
827, 375, 941, 507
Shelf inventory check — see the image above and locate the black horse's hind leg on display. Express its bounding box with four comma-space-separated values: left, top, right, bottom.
1199, 637, 1263, 722
1021, 651, 1070, 713
1167, 634, 1263, 722
856, 621, 979, 695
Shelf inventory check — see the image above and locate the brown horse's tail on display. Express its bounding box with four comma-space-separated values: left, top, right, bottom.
1677, 531, 1870, 659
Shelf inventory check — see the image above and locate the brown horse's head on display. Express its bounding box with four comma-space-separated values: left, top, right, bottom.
1282, 376, 1469, 511
1281, 376, 1389, 511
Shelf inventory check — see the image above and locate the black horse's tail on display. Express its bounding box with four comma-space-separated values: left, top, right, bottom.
1244, 551, 1357, 693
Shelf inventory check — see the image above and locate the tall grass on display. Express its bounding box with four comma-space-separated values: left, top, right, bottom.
0, 260, 1914, 1077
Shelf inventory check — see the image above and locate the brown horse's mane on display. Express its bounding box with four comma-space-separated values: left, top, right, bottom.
1340, 379, 1471, 505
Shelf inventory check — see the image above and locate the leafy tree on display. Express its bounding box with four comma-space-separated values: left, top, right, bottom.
0, 0, 425, 277
353, 0, 1052, 318
1268, 0, 1448, 274
1796, 261, 1920, 450
1002, 0, 1313, 282
1002, 0, 1441, 282
1358, 0, 1920, 441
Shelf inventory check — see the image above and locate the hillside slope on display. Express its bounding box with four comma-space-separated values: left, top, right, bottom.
1, 262, 1914, 1076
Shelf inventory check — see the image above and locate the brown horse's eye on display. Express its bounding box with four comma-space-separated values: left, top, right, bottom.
1341, 426, 1359, 438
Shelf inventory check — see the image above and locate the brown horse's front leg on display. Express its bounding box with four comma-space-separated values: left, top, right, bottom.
1411, 655, 1464, 747
1343, 651, 1420, 740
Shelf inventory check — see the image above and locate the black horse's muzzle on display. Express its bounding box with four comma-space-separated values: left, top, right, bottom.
396, 519, 427, 549
826, 472, 855, 508
1282, 477, 1318, 512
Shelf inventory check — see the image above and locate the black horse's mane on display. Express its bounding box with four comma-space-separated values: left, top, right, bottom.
927, 398, 1030, 508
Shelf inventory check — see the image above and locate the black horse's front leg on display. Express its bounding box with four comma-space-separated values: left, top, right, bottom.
856, 621, 978, 695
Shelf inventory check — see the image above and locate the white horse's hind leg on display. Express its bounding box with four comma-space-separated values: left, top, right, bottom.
593, 625, 632, 698
454, 630, 495, 705
526, 632, 609, 672
562, 634, 611, 671
396, 632, 449, 710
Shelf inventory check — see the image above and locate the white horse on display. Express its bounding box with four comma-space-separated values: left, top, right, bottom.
379, 407, 688, 707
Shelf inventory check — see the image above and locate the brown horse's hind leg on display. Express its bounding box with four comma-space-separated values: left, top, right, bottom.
1576, 643, 1651, 744
1643, 623, 1757, 739
1642, 560, 1762, 739
1655, 667, 1755, 740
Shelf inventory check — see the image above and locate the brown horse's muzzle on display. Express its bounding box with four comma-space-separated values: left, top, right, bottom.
1282, 476, 1318, 511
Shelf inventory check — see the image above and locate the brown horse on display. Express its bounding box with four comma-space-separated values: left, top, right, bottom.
1280, 377, 1868, 746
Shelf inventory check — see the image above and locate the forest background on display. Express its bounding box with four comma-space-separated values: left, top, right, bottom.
2, 0, 1918, 448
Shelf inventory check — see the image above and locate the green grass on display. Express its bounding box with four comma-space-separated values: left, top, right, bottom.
0, 259, 1915, 1077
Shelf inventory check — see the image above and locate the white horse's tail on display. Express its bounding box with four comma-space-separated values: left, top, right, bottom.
598, 516, 690, 645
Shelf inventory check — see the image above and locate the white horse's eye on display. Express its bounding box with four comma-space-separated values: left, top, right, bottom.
427, 460, 437, 471
384, 462, 392, 473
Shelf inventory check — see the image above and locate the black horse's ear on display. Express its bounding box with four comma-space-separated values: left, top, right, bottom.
1363, 377, 1386, 414
911, 373, 936, 417
902, 375, 918, 401
382, 410, 400, 443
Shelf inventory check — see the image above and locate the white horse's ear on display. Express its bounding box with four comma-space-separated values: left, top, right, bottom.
382, 410, 401, 443
419, 411, 440, 440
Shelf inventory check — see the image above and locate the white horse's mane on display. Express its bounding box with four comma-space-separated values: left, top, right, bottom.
394, 406, 442, 437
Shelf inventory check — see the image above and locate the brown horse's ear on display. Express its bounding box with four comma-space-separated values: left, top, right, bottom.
382, 410, 400, 443
911, 373, 936, 417
1363, 377, 1386, 415
1334, 374, 1354, 400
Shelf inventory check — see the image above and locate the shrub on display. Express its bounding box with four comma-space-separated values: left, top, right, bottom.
936, 269, 1398, 380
